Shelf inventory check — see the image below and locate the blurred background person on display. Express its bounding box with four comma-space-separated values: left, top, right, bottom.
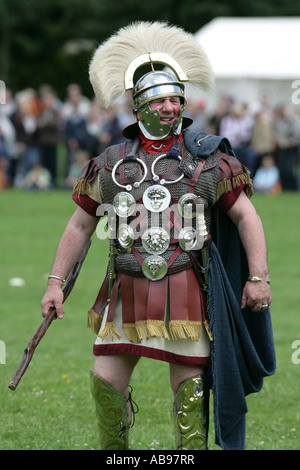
22, 161, 52, 190
184, 98, 208, 132
251, 109, 276, 177
85, 99, 106, 156
0, 138, 9, 190
96, 105, 124, 153
252, 154, 281, 194
11, 89, 40, 186
60, 83, 91, 120
0, 109, 17, 187
64, 149, 89, 190
219, 102, 254, 174
207, 93, 234, 135
292, 108, 300, 191
36, 86, 61, 187
273, 104, 297, 191
60, 83, 91, 176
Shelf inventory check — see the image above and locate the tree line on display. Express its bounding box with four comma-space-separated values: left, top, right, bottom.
1, 0, 300, 99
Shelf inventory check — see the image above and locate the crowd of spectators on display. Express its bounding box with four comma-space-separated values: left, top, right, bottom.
1, 83, 300, 194
0, 83, 133, 191
187, 92, 300, 193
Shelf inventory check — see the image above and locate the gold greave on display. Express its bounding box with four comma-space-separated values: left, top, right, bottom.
90, 370, 137, 450
173, 374, 209, 450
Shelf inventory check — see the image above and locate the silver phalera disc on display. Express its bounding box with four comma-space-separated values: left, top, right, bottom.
179, 227, 198, 251
113, 192, 136, 217
117, 223, 134, 248
142, 184, 171, 213
142, 226, 170, 255
177, 193, 197, 219
142, 255, 168, 281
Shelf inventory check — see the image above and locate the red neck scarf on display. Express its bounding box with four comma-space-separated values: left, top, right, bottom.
139, 132, 182, 153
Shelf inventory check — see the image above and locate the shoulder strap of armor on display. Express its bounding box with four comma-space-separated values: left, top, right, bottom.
217, 152, 253, 199
72, 156, 101, 197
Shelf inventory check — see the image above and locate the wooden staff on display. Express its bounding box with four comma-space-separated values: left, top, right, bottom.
8, 239, 92, 391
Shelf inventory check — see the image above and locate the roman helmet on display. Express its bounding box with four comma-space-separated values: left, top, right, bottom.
89, 21, 214, 140
132, 70, 186, 140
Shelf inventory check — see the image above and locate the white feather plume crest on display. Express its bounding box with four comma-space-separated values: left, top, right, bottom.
89, 21, 214, 108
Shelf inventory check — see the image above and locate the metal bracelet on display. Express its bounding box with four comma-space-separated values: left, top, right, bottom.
48, 275, 66, 283
247, 276, 270, 284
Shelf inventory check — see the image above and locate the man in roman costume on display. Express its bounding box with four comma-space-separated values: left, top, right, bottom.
41, 22, 276, 450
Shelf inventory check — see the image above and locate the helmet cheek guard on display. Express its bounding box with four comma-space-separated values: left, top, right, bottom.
137, 100, 186, 140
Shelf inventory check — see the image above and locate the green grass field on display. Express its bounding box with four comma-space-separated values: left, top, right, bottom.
1, 189, 300, 450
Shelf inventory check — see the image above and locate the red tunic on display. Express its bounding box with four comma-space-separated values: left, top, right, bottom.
72, 136, 251, 366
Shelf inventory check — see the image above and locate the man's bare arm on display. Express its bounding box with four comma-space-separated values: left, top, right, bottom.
227, 191, 271, 312
41, 207, 99, 318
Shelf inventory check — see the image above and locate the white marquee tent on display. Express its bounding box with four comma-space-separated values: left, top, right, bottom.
191, 17, 300, 111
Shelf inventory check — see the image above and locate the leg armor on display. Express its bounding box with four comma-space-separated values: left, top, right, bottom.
90, 370, 138, 450
173, 374, 209, 450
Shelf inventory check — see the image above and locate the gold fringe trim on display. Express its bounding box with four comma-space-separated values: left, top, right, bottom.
204, 320, 213, 341
72, 178, 92, 198
137, 320, 170, 341
169, 320, 203, 342
242, 166, 254, 198
87, 308, 103, 334
216, 177, 232, 200
122, 323, 141, 344
123, 320, 170, 343
98, 321, 122, 340
216, 168, 253, 201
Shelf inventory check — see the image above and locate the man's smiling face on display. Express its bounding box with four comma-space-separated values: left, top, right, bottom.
148, 96, 181, 130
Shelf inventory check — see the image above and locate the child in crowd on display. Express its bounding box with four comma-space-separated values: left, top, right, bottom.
253, 155, 282, 194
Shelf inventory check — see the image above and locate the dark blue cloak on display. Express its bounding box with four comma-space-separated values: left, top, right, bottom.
184, 129, 276, 450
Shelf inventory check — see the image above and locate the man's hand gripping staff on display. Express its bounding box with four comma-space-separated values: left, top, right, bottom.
8, 240, 92, 391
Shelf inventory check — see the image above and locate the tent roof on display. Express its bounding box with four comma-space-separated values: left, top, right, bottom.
195, 17, 300, 80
